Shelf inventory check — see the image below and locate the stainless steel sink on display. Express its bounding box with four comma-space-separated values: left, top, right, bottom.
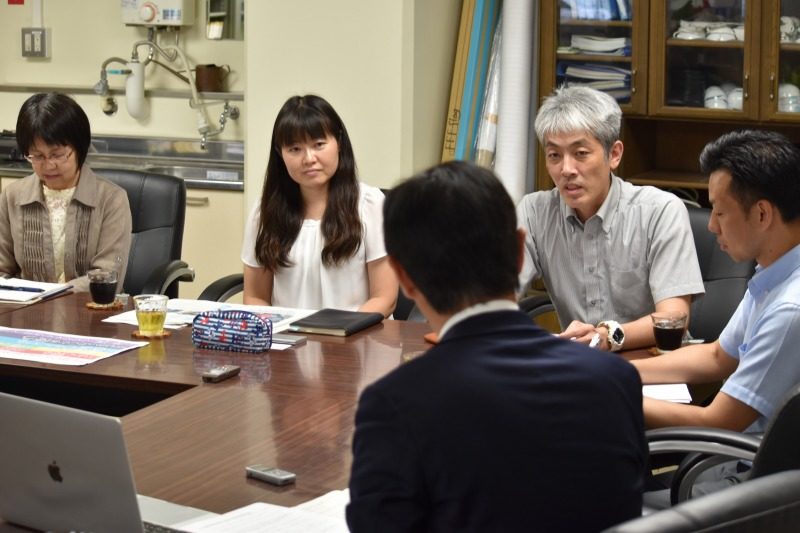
145, 165, 242, 182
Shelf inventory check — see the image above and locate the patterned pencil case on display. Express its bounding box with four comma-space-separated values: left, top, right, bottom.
192, 310, 272, 353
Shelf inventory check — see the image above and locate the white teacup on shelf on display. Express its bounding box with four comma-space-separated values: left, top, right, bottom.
781, 16, 799, 42
727, 87, 744, 110
707, 26, 736, 42
673, 28, 705, 40
704, 86, 729, 109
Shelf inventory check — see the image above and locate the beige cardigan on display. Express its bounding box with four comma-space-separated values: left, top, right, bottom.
0, 166, 132, 292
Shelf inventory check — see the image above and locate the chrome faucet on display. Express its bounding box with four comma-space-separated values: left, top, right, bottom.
198, 101, 240, 150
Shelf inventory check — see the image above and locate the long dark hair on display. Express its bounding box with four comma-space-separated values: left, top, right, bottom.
255, 95, 361, 271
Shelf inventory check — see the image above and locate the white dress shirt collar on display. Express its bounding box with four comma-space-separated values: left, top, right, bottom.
438, 299, 520, 340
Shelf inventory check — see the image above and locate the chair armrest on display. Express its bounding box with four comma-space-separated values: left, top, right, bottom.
647, 427, 763, 505
647, 426, 761, 457
141, 260, 195, 295
518, 294, 555, 319
198, 273, 244, 302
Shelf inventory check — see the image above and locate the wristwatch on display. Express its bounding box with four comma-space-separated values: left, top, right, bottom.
597, 320, 625, 352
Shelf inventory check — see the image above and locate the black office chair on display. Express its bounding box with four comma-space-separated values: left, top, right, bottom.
393, 288, 424, 321
518, 293, 556, 321
685, 205, 755, 341
645, 382, 800, 506
603, 469, 800, 532
94, 168, 194, 297
198, 273, 244, 302
518, 205, 756, 341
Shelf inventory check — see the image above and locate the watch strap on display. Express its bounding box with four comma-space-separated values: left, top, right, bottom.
597, 320, 625, 352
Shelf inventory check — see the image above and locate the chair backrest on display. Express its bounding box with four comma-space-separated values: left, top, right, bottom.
392, 288, 426, 322
604, 469, 800, 532
94, 169, 186, 297
750, 383, 800, 478
686, 205, 756, 341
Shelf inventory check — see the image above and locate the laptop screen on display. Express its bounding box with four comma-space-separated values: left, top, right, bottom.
0, 391, 144, 532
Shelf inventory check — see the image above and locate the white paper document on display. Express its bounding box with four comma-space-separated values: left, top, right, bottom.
643, 383, 692, 403
0, 326, 146, 366
176, 501, 347, 532
103, 299, 315, 333
294, 489, 349, 521
0, 277, 71, 303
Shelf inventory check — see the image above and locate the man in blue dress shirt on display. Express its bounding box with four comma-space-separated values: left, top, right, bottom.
632, 129, 800, 504
346, 161, 646, 532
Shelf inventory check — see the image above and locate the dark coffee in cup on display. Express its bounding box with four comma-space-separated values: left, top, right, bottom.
650, 311, 688, 353
90, 280, 117, 305
653, 324, 684, 351
87, 268, 118, 305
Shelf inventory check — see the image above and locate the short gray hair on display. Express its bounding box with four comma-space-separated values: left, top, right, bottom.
534, 86, 621, 155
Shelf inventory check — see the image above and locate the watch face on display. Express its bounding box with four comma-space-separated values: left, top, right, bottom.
612, 329, 624, 343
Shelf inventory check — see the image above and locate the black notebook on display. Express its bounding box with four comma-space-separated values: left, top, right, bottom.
288, 308, 384, 337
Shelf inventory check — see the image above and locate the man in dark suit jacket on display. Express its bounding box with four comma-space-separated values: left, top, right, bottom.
346, 161, 647, 532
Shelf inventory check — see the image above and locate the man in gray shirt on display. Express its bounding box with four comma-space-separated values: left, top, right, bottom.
518, 86, 704, 351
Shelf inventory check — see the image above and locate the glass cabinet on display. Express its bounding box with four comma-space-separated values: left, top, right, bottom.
537, 1, 800, 194
649, 0, 800, 121
649, 1, 755, 118
765, 0, 800, 120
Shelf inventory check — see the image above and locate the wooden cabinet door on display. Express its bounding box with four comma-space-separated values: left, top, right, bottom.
760, 0, 800, 121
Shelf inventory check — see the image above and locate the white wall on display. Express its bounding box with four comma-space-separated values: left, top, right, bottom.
0, 0, 245, 141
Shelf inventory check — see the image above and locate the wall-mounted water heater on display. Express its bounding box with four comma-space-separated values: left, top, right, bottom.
121, 0, 195, 27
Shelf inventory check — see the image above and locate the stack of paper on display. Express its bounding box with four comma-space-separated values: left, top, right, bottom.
558, 62, 632, 102
570, 35, 631, 55
176, 490, 350, 532
643, 384, 693, 404
0, 278, 72, 303
560, 62, 631, 81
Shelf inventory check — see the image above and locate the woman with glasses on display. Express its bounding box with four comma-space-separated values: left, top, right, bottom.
0, 92, 131, 291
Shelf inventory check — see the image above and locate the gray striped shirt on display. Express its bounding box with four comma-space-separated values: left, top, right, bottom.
517, 176, 704, 328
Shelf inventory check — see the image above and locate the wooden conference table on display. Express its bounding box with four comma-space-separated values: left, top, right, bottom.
0, 293, 432, 513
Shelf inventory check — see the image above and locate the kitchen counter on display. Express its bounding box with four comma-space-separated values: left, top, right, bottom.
0, 135, 244, 192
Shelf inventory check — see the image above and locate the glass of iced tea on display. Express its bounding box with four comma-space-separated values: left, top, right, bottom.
133, 294, 168, 337
651, 311, 688, 353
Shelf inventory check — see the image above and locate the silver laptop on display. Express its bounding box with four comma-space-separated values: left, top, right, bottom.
0, 392, 213, 532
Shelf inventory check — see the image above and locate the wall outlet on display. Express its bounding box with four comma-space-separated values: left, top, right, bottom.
21, 28, 49, 58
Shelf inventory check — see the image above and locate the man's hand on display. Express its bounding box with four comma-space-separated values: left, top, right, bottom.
558, 320, 608, 350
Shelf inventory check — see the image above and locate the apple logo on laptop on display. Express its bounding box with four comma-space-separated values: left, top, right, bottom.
48, 461, 63, 482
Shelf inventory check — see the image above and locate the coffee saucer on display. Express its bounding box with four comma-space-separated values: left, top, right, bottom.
85, 300, 123, 311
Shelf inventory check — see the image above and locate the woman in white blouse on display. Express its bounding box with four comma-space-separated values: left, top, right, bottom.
241, 95, 397, 316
